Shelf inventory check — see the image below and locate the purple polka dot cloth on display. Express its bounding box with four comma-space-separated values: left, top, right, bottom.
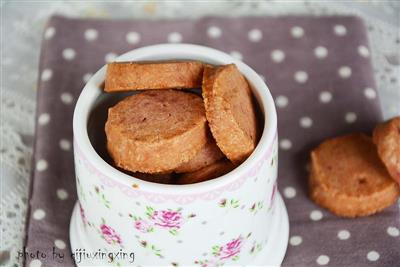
25, 15, 399, 267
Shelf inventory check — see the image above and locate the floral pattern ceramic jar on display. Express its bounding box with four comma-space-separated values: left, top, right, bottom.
70, 44, 289, 266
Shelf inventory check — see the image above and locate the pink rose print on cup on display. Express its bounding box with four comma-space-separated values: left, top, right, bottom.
134, 219, 153, 233
152, 210, 182, 229
195, 235, 248, 266
130, 206, 195, 236
99, 218, 122, 246
219, 236, 243, 260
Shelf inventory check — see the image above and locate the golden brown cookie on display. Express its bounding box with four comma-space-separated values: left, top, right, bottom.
176, 159, 235, 184
104, 61, 204, 92
174, 131, 224, 173
105, 90, 208, 173
309, 133, 400, 218
202, 64, 259, 164
373, 117, 400, 185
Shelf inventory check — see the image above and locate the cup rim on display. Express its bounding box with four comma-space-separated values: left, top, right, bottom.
73, 43, 277, 194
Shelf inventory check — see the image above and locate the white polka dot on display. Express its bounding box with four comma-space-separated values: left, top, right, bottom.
36, 159, 48, 172
387, 226, 399, 237
167, 32, 182, 43
289, 235, 302, 246
294, 71, 308, 83
60, 92, 73, 104
279, 139, 292, 150
44, 27, 55, 40
271, 49, 285, 63
338, 66, 352, 78
84, 28, 98, 41
275, 95, 289, 108
38, 113, 50, 125
300, 116, 313, 128
62, 48, 76, 61
105, 52, 117, 63
83, 73, 93, 83
319, 91, 332, 103
345, 112, 357, 123
337, 230, 351, 240
284, 187, 297, 199
54, 239, 66, 249
367, 251, 380, 261
29, 259, 42, 267
57, 188, 68, 200
291, 26, 304, 38
316, 255, 330, 265
314, 46, 328, 59
230, 51, 243, 60
41, 69, 53, 81
334, 24, 347, 36
207, 26, 222, 38
126, 31, 141, 44
364, 87, 376, 99
310, 210, 323, 221
248, 29, 262, 42
33, 209, 46, 220
358, 45, 370, 57
59, 139, 71, 151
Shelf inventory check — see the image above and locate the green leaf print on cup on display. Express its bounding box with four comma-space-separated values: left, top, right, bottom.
219, 198, 240, 209
95, 186, 111, 209
145, 206, 155, 218
130, 206, 195, 236
249, 241, 263, 256
139, 240, 163, 258
212, 245, 221, 257
76, 177, 86, 202
249, 201, 264, 214
270, 153, 277, 167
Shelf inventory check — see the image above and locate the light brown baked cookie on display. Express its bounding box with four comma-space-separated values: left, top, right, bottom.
104, 61, 204, 92
202, 64, 259, 164
174, 131, 224, 173
105, 90, 208, 173
309, 133, 400, 218
177, 159, 235, 184
373, 117, 400, 185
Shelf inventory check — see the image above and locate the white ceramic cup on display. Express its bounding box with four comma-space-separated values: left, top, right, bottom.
70, 44, 289, 266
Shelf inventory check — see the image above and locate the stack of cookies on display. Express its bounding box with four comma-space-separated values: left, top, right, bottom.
309, 117, 400, 217
104, 61, 261, 185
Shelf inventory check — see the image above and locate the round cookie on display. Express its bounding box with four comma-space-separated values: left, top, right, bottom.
174, 131, 224, 173
105, 61, 204, 92
177, 159, 235, 184
105, 90, 208, 173
309, 134, 400, 218
373, 117, 400, 185
202, 64, 259, 164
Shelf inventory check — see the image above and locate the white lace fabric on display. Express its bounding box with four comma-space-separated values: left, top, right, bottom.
1, 1, 399, 266
1, 90, 34, 267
